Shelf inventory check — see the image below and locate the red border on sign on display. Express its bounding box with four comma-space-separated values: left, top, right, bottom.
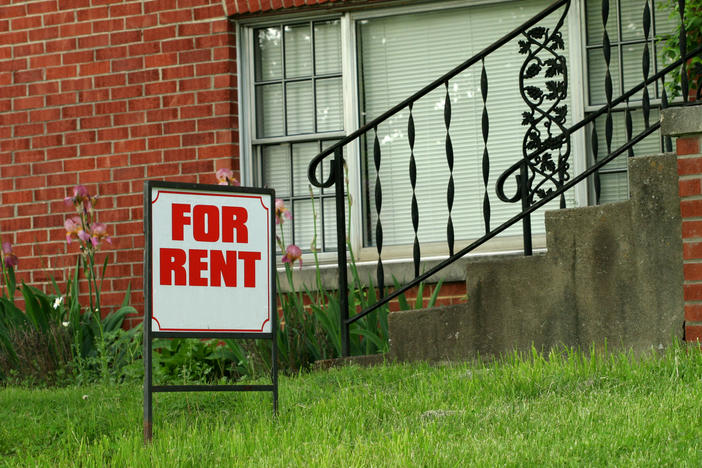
151, 189, 272, 333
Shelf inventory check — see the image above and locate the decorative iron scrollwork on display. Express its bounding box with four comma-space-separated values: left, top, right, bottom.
497, 7, 570, 208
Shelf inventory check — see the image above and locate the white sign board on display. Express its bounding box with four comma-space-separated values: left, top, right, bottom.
147, 183, 274, 333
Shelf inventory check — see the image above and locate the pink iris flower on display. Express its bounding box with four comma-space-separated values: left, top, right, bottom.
216, 168, 240, 186
275, 198, 292, 225
2, 242, 18, 268
282, 244, 302, 269
64, 185, 89, 206
90, 222, 111, 246
64, 216, 84, 244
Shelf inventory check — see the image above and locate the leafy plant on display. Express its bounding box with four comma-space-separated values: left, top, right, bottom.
658, 0, 702, 99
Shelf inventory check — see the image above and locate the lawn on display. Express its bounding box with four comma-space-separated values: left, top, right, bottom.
2, 344, 702, 467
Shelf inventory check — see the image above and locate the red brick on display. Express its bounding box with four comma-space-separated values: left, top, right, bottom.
193, 4, 224, 20
113, 139, 146, 153
98, 127, 129, 142
29, 26, 59, 42
147, 135, 180, 149
685, 325, 702, 343
677, 137, 701, 156
145, 52, 178, 68
80, 116, 112, 129
113, 166, 144, 179
47, 119, 77, 133
78, 168, 111, 183
114, 112, 146, 126
95, 101, 126, 115
92, 18, 125, 34
14, 149, 45, 163
179, 22, 211, 36
32, 134, 63, 148
62, 50, 94, 65
197, 116, 231, 131
110, 85, 142, 99
45, 65, 77, 80
78, 33, 110, 49
27, 0, 57, 15
13, 42, 45, 58
46, 92, 76, 106
61, 104, 93, 119
79, 142, 112, 157
61, 77, 92, 92
13, 96, 44, 110
685, 304, 702, 322
162, 65, 194, 80
14, 123, 44, 137
143, 25, 176, 42
76, 6, 109, 21
159, 9, 192, 24
112, 57, 144, 72
63, 157, 96, 172
128, 70, 160, 85
683, 220, 702, 238
685, 283, 702, 301
179, 49, 211, 64
94, 74, 125, 88
59, 22, 92, 38
28, 81, 60, 96
147, 162, 180, 177
96, 45, 127, 61
681, 199, 702, 218
128, 41, 161, 57
684, 241, 702, 260
126, 13, 158, 30
79, 61, 110, 76
130, 123, 162, 137
679, 179, 702, 198
147, 108, 179, 122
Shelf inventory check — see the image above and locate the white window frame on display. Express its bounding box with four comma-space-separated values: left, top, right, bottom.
237, 0, 595, 268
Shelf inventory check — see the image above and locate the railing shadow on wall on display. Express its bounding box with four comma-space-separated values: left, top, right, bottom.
307, 0, 702, 357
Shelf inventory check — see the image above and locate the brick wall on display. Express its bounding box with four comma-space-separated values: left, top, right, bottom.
677, 128, 702, 342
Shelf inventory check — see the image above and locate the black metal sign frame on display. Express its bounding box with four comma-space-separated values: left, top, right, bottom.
143, 180, 278, 443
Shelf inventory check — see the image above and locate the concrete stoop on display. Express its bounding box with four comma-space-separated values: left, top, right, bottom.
388, 153, 685, 362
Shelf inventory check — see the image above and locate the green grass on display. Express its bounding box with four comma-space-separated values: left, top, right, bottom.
2, 344, 702, 467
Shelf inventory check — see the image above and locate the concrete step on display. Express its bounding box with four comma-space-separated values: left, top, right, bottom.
388, 153, 684, 362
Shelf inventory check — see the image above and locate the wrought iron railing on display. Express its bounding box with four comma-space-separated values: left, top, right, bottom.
308, 0, 702, 357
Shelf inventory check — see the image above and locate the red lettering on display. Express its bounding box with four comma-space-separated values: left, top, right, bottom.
188, 249, 208, 286
222, 206, 248, 243
238, 251, 261, 288
210, 250, 237, 287
193, 204, 219, 242
159, 248, 187, 285
171, 204, 191, 241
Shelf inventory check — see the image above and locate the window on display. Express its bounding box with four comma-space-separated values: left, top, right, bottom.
584, 0, 677, 203
250, 20, 345, 253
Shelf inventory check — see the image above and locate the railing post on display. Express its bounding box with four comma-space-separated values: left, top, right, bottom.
333, 148, 350, 357
520, 160, 533, 256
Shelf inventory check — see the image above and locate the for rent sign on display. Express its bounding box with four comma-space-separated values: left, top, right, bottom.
146, 182, 275, 333
142, 181, 278, 443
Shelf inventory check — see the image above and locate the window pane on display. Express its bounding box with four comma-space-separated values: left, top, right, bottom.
293, 199, 315, 251
286, 81, 314, 134
588, 46, 621, 104
620, 0, 648, 41
261, 144, 291, 196
621, 42, 646, 100
255, 27, 282, 81
314, 20, 342, 74
292, 142, 321, 197
285, 24, 312, 78
586, 0, 619, 45
316, 77, 343, 132
256, 84, 284, 137
599, 172, 629, 204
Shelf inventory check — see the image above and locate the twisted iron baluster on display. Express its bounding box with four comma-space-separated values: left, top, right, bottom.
625, 102, 633, 157
444, 82, 455, 257
481, 59, 490, 234
661, 85, 673, 152
373, 127, 384, 298
678, 0, 689, 102
642, 1, 651, 129
408, 103, 420, 278
603, 0, 614, 160
591, 123, 601, 203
